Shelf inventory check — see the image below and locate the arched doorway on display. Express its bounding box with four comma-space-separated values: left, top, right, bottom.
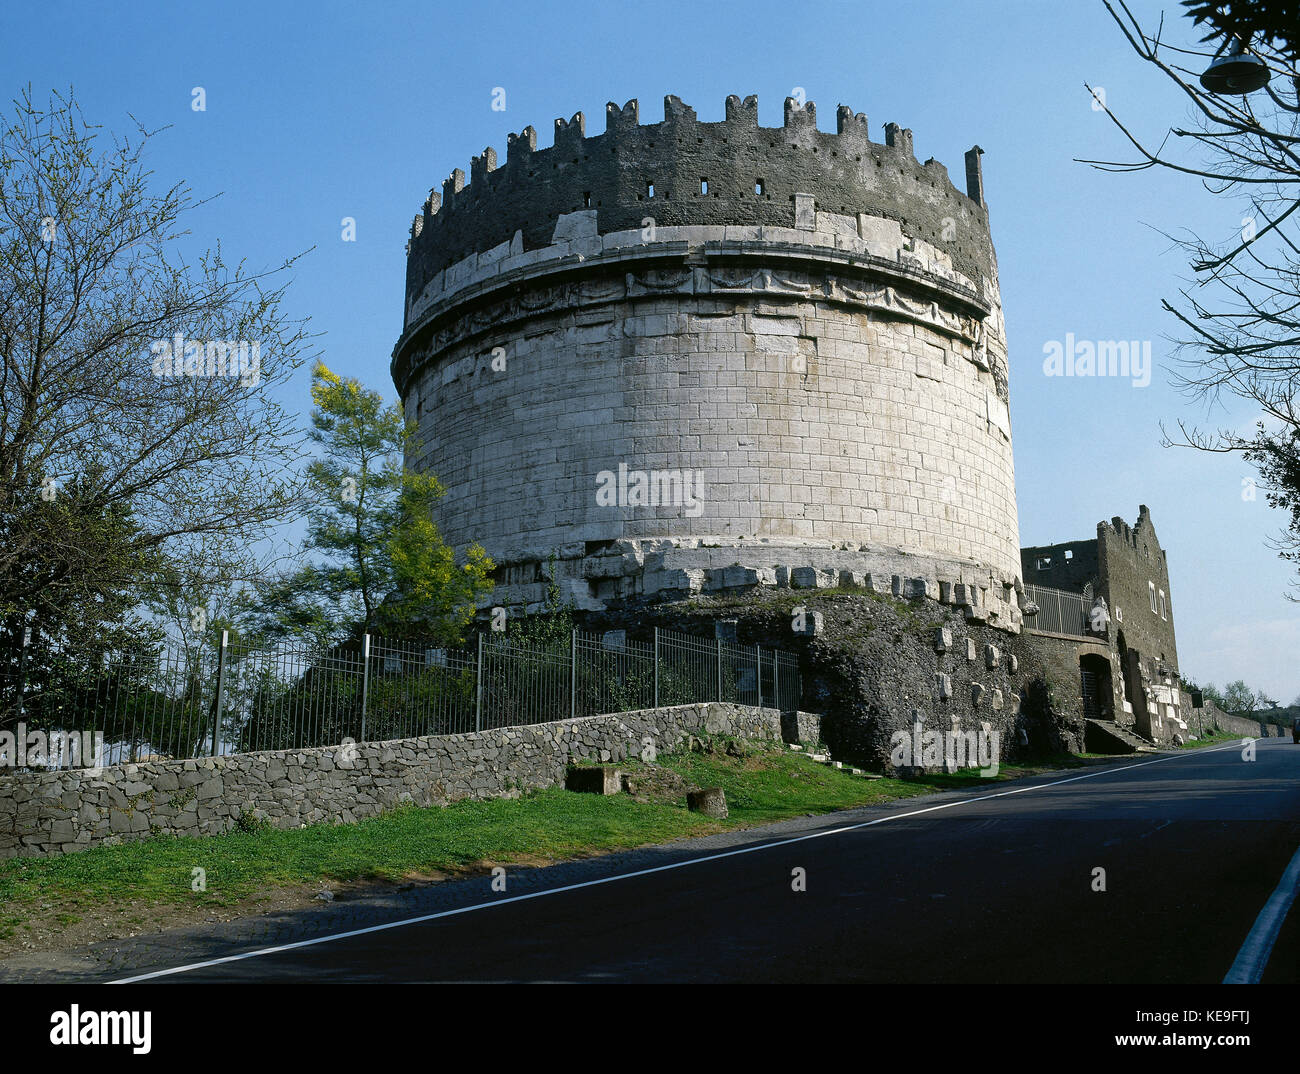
1080, 653, 1114, 720
1115, 630, 1148, 734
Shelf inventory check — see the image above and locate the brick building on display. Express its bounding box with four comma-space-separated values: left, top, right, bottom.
1020, 505, 1186, 747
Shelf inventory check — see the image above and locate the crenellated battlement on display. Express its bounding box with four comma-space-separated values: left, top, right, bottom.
404, 94, 995, 306
1100, 505, 1167, 563
393, 93, 1021, 619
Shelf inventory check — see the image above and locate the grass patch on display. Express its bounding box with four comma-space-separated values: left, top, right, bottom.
0, 741, 1099, 950
0, 789, 720, 915
651, 742, 935, 826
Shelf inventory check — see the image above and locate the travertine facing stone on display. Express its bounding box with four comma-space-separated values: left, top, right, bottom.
791, 567, 835, 590
393, 95, 1021, 626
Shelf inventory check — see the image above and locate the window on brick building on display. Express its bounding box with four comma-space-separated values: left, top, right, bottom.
1159, 590, 1166, 620
1149, 581, 1157, 613
1036, 556, 1052, 571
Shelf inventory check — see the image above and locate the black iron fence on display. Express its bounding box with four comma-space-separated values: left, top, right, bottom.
0, 626, 802, 770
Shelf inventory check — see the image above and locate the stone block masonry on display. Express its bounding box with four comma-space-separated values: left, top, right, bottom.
393, 94, 1022, 623
0, 703, 822, 859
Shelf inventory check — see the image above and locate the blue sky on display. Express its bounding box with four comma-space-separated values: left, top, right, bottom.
4, 0, 1292, 701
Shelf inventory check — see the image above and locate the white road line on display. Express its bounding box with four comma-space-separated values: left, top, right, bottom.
112, 740, 1247, 983
1223, 838, 1300, 984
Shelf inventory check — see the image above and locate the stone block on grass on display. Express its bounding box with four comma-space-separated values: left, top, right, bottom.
687, 787, 728, 818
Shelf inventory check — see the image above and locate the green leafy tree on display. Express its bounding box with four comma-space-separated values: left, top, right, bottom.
239, 363, 492, 646
1222, 678, 1261, 714
0, 466, 164, 733
387, 470, 494, 644
1182, 0, 1299, 56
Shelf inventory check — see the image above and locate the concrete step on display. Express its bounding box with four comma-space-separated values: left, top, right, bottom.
1085, 719, 1159, 754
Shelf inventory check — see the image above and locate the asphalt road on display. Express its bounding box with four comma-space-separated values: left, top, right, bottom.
94, 736, 1300, 984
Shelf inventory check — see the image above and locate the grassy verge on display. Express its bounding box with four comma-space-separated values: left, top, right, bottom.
0, 740, 1101, 953
1178, 728, 1263, 749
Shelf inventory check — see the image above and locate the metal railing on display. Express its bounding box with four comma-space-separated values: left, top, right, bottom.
0, 626, 803, 770
1022, 583, 1092, 638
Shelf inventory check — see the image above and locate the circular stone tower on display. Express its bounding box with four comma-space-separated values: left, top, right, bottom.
392, 95, 1023, 631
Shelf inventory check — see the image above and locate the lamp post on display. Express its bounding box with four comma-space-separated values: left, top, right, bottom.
1200, 34, 1271, 94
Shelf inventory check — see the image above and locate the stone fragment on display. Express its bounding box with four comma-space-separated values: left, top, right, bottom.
722, 565, 766, 589
791, 566, 832, 589
687, 787, 728, 818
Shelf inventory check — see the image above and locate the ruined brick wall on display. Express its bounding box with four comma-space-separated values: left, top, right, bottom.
1020, 538, 1100, 594
392, 95, 1022, 625
1096, 506, 1180, 740
1017, 507, 1188, 745
1097, 505, 1178, 672
1014, 632, 1102, 742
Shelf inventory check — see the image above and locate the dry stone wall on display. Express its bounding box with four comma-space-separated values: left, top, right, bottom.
0, 703, 821, 859
1178, 697, 1287, 742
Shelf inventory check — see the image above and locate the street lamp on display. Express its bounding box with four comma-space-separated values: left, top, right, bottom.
1200, 34, 1271, 94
